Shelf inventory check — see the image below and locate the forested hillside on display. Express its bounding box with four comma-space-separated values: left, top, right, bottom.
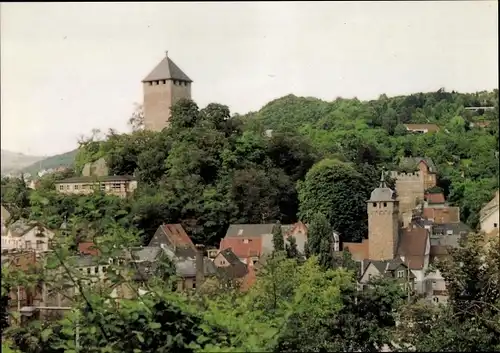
2, 89, 499, 353
2, 89, 497, 248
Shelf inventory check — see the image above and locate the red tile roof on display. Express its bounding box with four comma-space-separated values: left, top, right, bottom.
78, 242, 100, 256
425, 193, 445, 204
162, 224, 195, 249
397, 227, 429, 269
219, 237, 263, 259
423, 207, 460, 223
342, 239, 369, 261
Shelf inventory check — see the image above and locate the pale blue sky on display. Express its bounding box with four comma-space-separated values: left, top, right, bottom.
1, 1, 498, 156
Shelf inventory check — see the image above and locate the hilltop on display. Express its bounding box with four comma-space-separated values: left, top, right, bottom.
0, 150, 44, 174
19, 149, 78, 176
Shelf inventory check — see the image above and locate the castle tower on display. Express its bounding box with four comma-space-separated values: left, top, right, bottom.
367, 171, 400, 261
142, 51, 193, 131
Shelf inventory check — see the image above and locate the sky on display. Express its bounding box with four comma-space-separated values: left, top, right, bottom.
1, 1, 498, 156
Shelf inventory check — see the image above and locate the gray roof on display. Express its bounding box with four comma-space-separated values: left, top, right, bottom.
399, 157, 437, 173
70, 255, 108, 267
56, 175, 136, 184
431, 222, 471, 237
225, 224, 276, 238
369, 187, 397, 202
8, 219, 41, 237
361, 258, 414, 279
142, 53, 192, 83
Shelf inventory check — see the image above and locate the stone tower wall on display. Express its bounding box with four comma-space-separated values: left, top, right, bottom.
368, 200, 400, 261
143, 80, 191, 132
391, 171, 424, 217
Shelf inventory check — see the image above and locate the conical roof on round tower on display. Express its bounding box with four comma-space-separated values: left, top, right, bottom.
142, 51, 193, 83
368, 170, 397, 202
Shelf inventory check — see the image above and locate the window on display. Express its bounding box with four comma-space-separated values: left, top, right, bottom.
494, 223, 498, 228
25, 240, 32, 249
372, 203, 377, 207
111, 183, 122, 190
243, 239, 249, 244
446, 230, 453, 236
383, 202, 387, 207
74, 185, 79, 190
102, 266, 107, 273
59, 185, 64, 190
368, 274, 373, 281
100, 183, 106, 191
433, 297, 439, 303
36, 240, 43, 250
397, 270, 405, 278
192, 281, 196, 289
66, 185, 70, 190
87, 268, 91, 275
94, 267, 98, 274
432, 280, 437, 289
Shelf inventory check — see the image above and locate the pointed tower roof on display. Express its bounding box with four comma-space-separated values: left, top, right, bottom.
142, 51, 193, 83
368, 169, 397, 202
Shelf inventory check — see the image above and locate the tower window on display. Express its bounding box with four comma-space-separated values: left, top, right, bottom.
383, 202, 387, 207
372, 202, 377, 207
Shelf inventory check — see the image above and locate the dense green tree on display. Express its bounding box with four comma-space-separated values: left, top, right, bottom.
298, 159, 372, 243
272, 222, 284, 252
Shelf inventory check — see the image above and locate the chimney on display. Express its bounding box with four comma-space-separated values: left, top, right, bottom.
195, 244, 205, 289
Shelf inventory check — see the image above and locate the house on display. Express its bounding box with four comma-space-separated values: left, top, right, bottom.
281, 221, 309, 254
479, 190, 499, 234
78, 242, 100, 256
342, 172, 431, 294
55, 175, 137, 198
212, 248, 249, 287
358, 258, 415, 292
148, 223, 196, 257
143, 225, 216, 291
424, 192, 446, 207
219, 224, 274, 264
219, 222, 309, 265
2, 220, 55, 252
403, 124, 440, 134
2, 250, 45, 316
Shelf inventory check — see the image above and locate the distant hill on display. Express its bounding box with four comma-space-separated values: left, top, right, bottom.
19, 149, 78, 176
0, 150, 45, 174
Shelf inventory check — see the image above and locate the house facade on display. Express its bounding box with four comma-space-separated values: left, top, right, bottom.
1, 220, 55, 252
55, 175, 137, 198
480, 190, 499, 234
358, 258, 415, 292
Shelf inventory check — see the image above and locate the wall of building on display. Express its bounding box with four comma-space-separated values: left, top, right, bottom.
143, 80, 191, 132
3, 227, 54, 252
480, 209, 499, 234
391, 171, 424, 218
56, 181, 134, 198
